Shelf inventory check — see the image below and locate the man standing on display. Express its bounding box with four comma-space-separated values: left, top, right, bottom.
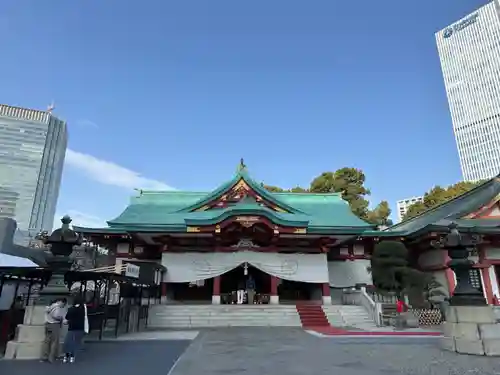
41, 298, 67, 363
246, 275, 256, 305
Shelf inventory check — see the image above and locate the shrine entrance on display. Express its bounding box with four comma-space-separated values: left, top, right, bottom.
278, 279, 316, 302
171, 278, 214, 303
220, 264, 269, 304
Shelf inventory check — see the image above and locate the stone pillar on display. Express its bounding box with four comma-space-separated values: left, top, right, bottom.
4, 305, 67, 360
212, 276, 221, 304
441, 305, 500, 356
322, 283, 332, 305
160, 282, 168, 304
270, 275, 279, 304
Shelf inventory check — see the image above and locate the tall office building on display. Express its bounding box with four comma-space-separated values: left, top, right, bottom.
396, 196, 424, 222
436, 2, 500, 181
0, 104, 67, 245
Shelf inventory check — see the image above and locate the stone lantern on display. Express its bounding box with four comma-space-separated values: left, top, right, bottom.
4, 215, 82, 360
36, 215, 81, 305
443, 223, 485, 306
437, 223, 500, 356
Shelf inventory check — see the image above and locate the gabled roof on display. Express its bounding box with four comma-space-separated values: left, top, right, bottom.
75, 165, 375, 234
386, 175, 500, 235
177, 168, 301, 214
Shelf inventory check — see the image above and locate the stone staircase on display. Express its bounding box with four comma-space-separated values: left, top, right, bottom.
148, 304, 302, 328
323, 305, 378, 330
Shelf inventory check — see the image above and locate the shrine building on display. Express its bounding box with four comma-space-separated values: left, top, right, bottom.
73, 164, 500, 306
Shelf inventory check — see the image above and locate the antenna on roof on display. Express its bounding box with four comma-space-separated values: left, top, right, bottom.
133, 188, 144, 196
47, 101, 55, 113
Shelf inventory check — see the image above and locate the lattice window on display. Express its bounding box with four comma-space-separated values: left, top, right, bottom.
410, 309, 443, 326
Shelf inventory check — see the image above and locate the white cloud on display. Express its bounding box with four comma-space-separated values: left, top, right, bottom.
54, 210, 107, 229
76, 119, 99, 128
65, 149, 174, 190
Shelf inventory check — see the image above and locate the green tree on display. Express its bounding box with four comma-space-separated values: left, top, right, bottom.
263, 184, 309, 193
289, 186, 309, 193
370, 240, 426, 298
403, 180, 482, 220
262, 184, 285, 192
309, 168, 391, 225
366, 201, 393, 227
310, 168, 371, 218
263, 167, 392, 224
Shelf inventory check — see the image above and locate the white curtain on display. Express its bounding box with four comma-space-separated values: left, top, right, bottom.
328, 260, 373, 288
161, 251, 329, 283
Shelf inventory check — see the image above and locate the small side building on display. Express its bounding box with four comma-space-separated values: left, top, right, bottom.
387, 176, 500, 304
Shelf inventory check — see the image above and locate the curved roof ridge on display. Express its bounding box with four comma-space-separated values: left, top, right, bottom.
139, 190, 209, 195
273, 192, 342, 197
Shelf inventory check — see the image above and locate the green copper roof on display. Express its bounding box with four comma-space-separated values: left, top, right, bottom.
88, 166, 376, 233
386, 175, 500, 235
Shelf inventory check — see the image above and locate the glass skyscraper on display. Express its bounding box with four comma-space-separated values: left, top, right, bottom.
436, 2, 500, 181
0, 104, 67, 245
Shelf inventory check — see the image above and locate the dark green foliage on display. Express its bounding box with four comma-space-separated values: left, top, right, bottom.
263, 167, 391, 225
370, 240, 427, 298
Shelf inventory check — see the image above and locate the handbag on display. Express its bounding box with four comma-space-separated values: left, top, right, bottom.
83, 304, 89, 334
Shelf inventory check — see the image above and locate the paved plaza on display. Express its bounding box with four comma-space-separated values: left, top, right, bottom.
0, 338, 191, 375
2, 328, 500, 374
171, 328, 499, 375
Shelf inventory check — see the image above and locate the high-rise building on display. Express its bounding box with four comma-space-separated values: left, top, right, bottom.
0, 187, 19, 220
436, 2, 500, 182
0, 104, 67, 245
396, 196, 424, 222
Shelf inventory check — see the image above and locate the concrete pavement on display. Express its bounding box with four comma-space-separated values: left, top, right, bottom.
0, 339, 191, 375
2, 328, 499, 375
170, 328, 499, 375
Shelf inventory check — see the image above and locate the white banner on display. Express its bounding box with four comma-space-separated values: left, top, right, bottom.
328, 260, 373, 288
161, 251, 328, 283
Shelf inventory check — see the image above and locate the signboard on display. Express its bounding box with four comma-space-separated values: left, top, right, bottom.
125, 263, 140, 279
443, 13, 479, 39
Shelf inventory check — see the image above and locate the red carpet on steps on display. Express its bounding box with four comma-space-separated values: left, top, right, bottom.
295, 303, 442, 336
310, 326, 442, 336
295, 303, 330, 328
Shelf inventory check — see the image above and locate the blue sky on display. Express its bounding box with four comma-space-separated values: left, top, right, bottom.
0, 0, 490, 227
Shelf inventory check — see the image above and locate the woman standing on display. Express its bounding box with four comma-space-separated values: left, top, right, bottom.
63, 296, 89, 363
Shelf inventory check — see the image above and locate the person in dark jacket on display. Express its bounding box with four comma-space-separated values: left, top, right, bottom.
63, 296, 88, 363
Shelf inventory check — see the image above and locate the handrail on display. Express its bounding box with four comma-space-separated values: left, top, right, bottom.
342, 287, 382, 326
359, 287, 382, 326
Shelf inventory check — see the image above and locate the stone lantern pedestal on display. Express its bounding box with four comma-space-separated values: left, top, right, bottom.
4, 216, 81, 360
441, 305, 500, 356
437, 223, 500, 356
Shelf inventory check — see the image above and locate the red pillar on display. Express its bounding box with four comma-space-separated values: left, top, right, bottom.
322, 283, 330, 296
445, 268, 456, 296
270, 275, 279, 304
444, 251, 456, 296
480, 267, 494, 304
160, 282, 167, 304
478, 245, 494, 304
322, 283, 331, 305
212, 276, 221, 304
